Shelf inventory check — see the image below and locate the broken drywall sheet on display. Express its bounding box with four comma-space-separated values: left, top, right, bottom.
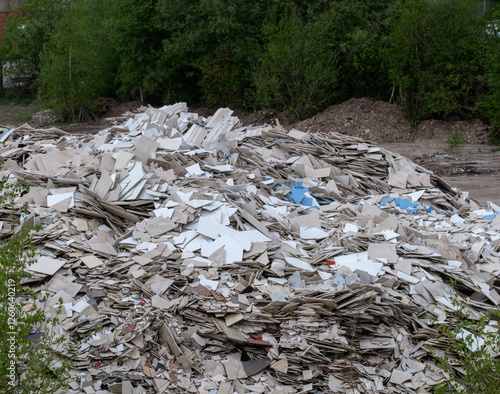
1, 104, 498, 393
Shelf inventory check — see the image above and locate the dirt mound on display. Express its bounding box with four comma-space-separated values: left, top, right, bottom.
191, 98, 491, 144
57, 98, 491, 144
293, 97, 490, 144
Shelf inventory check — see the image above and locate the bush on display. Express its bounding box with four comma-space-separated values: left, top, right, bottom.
106, 0, 162, 102
341, 28, 390, 99
384, 0, 491, 123
254, 7, 340, 120
0, 163, 71, 392
156, 0, 267, 106
0, 0, 66, 97
477, 10, 500, 142
197, 47, 241, 106
429, 285, 500, 393
313, 0, 392, 101
36, 0, 116, 120
446, 130, 467, 153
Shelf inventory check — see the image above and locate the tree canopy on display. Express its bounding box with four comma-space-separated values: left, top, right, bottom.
0, 0, 499, 138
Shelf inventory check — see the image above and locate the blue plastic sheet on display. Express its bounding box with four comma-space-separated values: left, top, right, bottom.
395, 197, 419, 210
289, 188, 307, 204
381, 197, 396, 205
381, 196, 439, 215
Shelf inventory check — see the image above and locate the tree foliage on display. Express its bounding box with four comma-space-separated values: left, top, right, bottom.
429, 282, 500, 393
36, 0, 116, 120
384, 0, 492, 122
155, 0, 269, 105
0, 0, 499, 135
106, 0, 162, 102
478, 8, 500, 141
0, 0, 66, 95
254, 6, 340, 120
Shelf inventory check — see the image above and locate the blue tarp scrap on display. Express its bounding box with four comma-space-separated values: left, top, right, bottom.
382, 197, 440, 215
28, 332, 44, 341
302, 196, 315, 207
407, 208, 417, 215
381, 197, 396, 205
483, 214, 496, 221
289, 188, 307, 204
395, 197, 419, 210
272, 181, 319, 209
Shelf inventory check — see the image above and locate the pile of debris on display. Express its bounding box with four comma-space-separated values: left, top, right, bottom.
31, 109, 60, 125
1, 103, 500, 393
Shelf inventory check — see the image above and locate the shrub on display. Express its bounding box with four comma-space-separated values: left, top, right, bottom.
197, 47, 240, 106
477, 10, 500, 142
384, 0, 491, 123
106, 0, 162, 102
155, 0, 267, 106
0, 164, 71, 392
446, 130, 467, 153
254, 7, 340, 120
314, 0, 392, 101
0, 0, 67, 97
36, 0, 116, 120
428, 284, 500, 393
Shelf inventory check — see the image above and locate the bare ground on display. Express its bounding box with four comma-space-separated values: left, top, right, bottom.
379, 143, 500, 207
0, 103, 37, 126
1, 98, 498, 208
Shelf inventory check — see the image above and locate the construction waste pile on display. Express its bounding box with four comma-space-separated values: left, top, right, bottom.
1, 103, 500, 393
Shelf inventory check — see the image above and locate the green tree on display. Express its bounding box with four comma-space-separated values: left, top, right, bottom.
254, 6, 340, 120
384, 0, 492, 123
155, 0, 215, 103
155, 0, 270, 105
36, 0, 116, 120
478, 9, 500, 141
304, 0, 393, 101
0, 0, 66, 96
194, 0, 266, 107
106, 0, 162, 102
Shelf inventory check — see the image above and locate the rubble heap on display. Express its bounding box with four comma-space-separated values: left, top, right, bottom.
1, 104, 500, 393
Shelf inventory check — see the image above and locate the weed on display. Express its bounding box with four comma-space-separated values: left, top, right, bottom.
446, 131, 467, 153
13, 114, 33, 122
491, 147, 500, 153
0, 96, 34, 106
427, 281, 500, 393
0, 160, 71, 392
